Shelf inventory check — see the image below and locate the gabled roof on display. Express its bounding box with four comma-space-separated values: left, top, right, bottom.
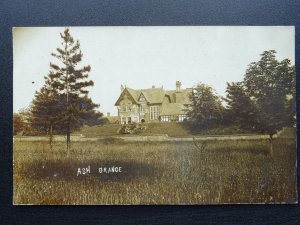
140, 88, 165, 104
165, 88, 192, 104
115, 86, 192, 106
125, 88, 140, 102
114, 88, 138, 106
138, 92, 147, 101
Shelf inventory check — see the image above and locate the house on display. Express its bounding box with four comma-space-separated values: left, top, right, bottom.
114, 81, 192, 124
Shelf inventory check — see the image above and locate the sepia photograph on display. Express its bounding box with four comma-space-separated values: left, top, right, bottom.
13, 26, 296, 205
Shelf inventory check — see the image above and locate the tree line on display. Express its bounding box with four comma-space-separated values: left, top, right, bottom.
188, 50, 296, 155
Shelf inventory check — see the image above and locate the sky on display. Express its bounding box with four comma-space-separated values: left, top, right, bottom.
13, 26, 295, 116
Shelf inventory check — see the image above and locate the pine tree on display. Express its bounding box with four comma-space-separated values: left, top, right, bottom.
54, 95, 103, 133
30, 27, 101, 152
30, 73, 63, 149
48, 27, 96, 152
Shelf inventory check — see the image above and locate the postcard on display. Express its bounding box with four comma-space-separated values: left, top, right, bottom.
13, 26, 297, 204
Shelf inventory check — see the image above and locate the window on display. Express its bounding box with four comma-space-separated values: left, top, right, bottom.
150, 106, 159, 120
127, 117, 131, 124
160, 115, 170, 122
140, 104, 145, 113
139, 94, 146, 102
160, 115, 187, 122
178, 114, 187, 122
121, 117, 126, 124
121, 103, 126, 112
126, 103, 132, 112
132, 116, 139, 123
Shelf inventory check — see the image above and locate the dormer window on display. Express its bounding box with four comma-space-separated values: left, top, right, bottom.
138, 93, 146, 102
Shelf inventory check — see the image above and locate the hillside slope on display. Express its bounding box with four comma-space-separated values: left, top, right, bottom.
140, 122, 191, 137
77, 123, 294, 138
78, 123, 191, 137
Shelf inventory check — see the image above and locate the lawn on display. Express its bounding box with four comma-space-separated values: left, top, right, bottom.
76, 122, 255, 137
13, 137, 297, 205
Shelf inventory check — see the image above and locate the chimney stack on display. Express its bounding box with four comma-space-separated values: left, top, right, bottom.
176, 81, 182, 92
152, 85, 155, 88
120, 84, 124, 92
107, 112, 110, 117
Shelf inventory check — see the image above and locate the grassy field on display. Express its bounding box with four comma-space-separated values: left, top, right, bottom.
13, 137, 297, 205
75, 123, 191, 137
76, 122, 254, 137
77, 124, 122, 137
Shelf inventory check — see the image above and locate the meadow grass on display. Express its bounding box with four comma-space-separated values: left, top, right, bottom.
13, 138, 297, 205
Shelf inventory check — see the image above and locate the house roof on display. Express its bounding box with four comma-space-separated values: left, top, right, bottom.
140, 88, 166, 103
115, 86, 192, 106
160, 103, 188, 116
165, 89, 192, 104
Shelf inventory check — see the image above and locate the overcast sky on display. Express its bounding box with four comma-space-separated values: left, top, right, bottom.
13, 26, 295, 116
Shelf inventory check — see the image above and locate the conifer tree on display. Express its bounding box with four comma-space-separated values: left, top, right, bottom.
31, 27, 100, 152
48, 27, 95, 151
30, 72, 63, 149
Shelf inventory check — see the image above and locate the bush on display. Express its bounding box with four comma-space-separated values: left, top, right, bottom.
118, 123, 147, 134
